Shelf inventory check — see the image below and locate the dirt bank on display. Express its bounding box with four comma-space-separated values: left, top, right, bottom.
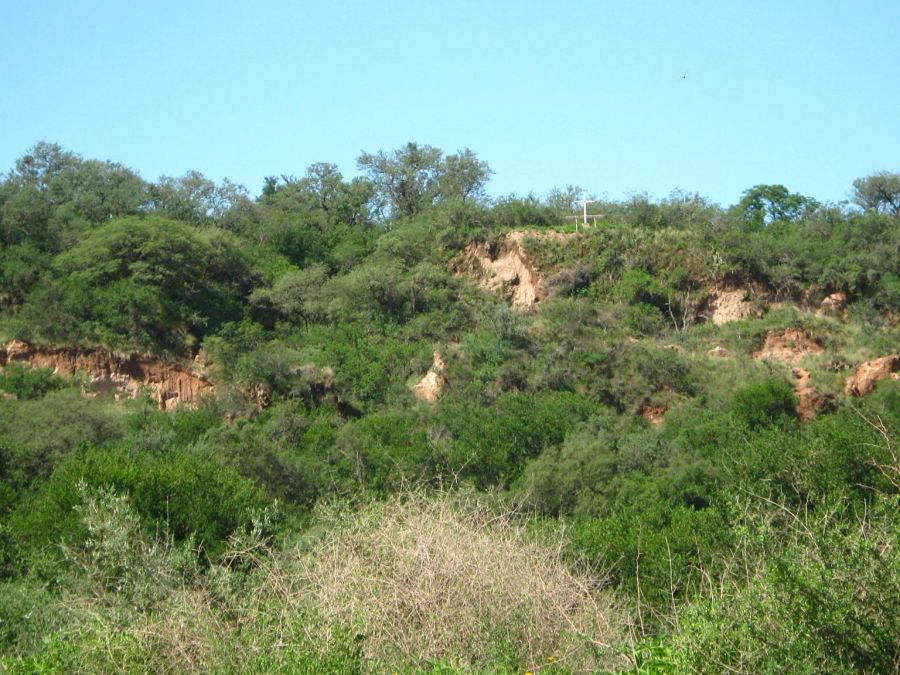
453, 231, 557, 310
844, 355, 900, 397
0, 339, 213, 409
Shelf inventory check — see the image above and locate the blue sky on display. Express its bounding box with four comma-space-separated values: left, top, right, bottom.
2, 1, 898, 207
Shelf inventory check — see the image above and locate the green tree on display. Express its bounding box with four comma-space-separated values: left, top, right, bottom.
852, 171, 900, 215
16, 216, 255, 351
148, 171, 252, 227
261, 163, 371, 226
437, 147, 492, 204
357, 142, 491, 219
733, 184, 819, 229
357, 142, 443, 219
0, 142, 147, 252
254, 164, 374, 268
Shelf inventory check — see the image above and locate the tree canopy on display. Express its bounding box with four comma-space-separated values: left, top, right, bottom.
732, 183, 819, 228
853, 171, 900, 215
16, 216, 255, 351
357, 142, 491, 219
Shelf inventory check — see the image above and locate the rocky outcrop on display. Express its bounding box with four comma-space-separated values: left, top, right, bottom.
753, 329, 823, 364
844, 355, 900, 397
817, 291, 848, 317
706, 287, 757, 325
453, 232, 552, 311
412, 351, 446, 402
0, 340, 213, 409
793, 368, 829, 422
640, 403, 667, 428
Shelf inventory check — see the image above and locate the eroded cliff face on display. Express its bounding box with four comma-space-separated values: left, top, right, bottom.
705, 287, 758, 325
752, 329, 824, 364
453, 232, 558, 311
412, 351, 447, 402
845, 355, 900, 397
0, 339, 213, 409
792, 367, 830, 422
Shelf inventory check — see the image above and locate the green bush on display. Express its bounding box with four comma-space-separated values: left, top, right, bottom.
440, 391, 597, 487
0, 389, 123, 489
568, 499, 733, 618
0, 580, 62, 655
5, 445, 266, 567
728, 378, 797, 430
0, 362, 65, 400
14, 216, 256, 352
673, 494, 899, 673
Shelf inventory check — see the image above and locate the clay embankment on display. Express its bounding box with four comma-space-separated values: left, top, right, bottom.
845, 355, 900, 397
705, 286, 758, 325
640, 403, 667, 428
412, 351, 447, 402
753, 328, 824, 364
751, 329, 827, 421
817, 291, 847, 317
704, 286, 853, 326
792, 368, 829, 422
0, 339, 213, 409
453, 231, 571, 311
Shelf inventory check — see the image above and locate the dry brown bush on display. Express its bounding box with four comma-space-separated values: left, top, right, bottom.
262, 490, 632, 672
46, 488, 631, 672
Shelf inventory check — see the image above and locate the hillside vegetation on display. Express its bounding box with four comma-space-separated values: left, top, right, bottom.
0, 142, 897, 673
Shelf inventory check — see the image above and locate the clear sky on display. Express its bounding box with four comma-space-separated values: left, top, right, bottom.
2, 1, 898, 207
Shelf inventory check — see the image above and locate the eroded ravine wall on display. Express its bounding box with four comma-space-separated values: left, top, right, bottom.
0, 339, 213, 409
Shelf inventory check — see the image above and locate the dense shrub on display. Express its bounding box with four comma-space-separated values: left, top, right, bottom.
440, 390, 597, 487
673, 494, 899, 673
4, 445, 266, 566
2, 489, 631, 673
14, 216, 256, 352
0, 390, 123, 489
0, 362, 65, 400
728, 378, 798, 430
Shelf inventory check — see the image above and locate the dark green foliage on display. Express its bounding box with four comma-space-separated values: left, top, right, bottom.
331, 408, 432, 495
255, 163, 375, 270
0, 580, 61, 655
148, 170, 251, 226
357, 142, 491, 219
725, 393, 899, 504
0, 390, 123, 490
673, 493, 899, 673
250, 264, 329, 326
732, 184, 820, 229
5, 445, 265, 565
491, 194, 561, 229
728, 378, 798, 430
518, 416, 628, 517
14, 216, 256, 352
569, 500, 733, 612
853, 170, 900, 215
520, 413, 720, 521
312, 324, 424, 405
200, 404, 335, 508
708, 207, 899, 309
123, 402, 224, 453
0, 243, 50, 309
440, 390, 597, 487
0, 362, 65, 400
0, 142, 148, 254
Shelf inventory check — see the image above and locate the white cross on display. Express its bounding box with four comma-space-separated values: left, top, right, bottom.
574, 192, 596, 230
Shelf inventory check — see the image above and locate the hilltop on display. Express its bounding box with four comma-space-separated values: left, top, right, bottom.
0, 142, 897, 672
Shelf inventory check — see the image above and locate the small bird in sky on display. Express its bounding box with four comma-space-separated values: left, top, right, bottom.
681, 72, 687, 80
